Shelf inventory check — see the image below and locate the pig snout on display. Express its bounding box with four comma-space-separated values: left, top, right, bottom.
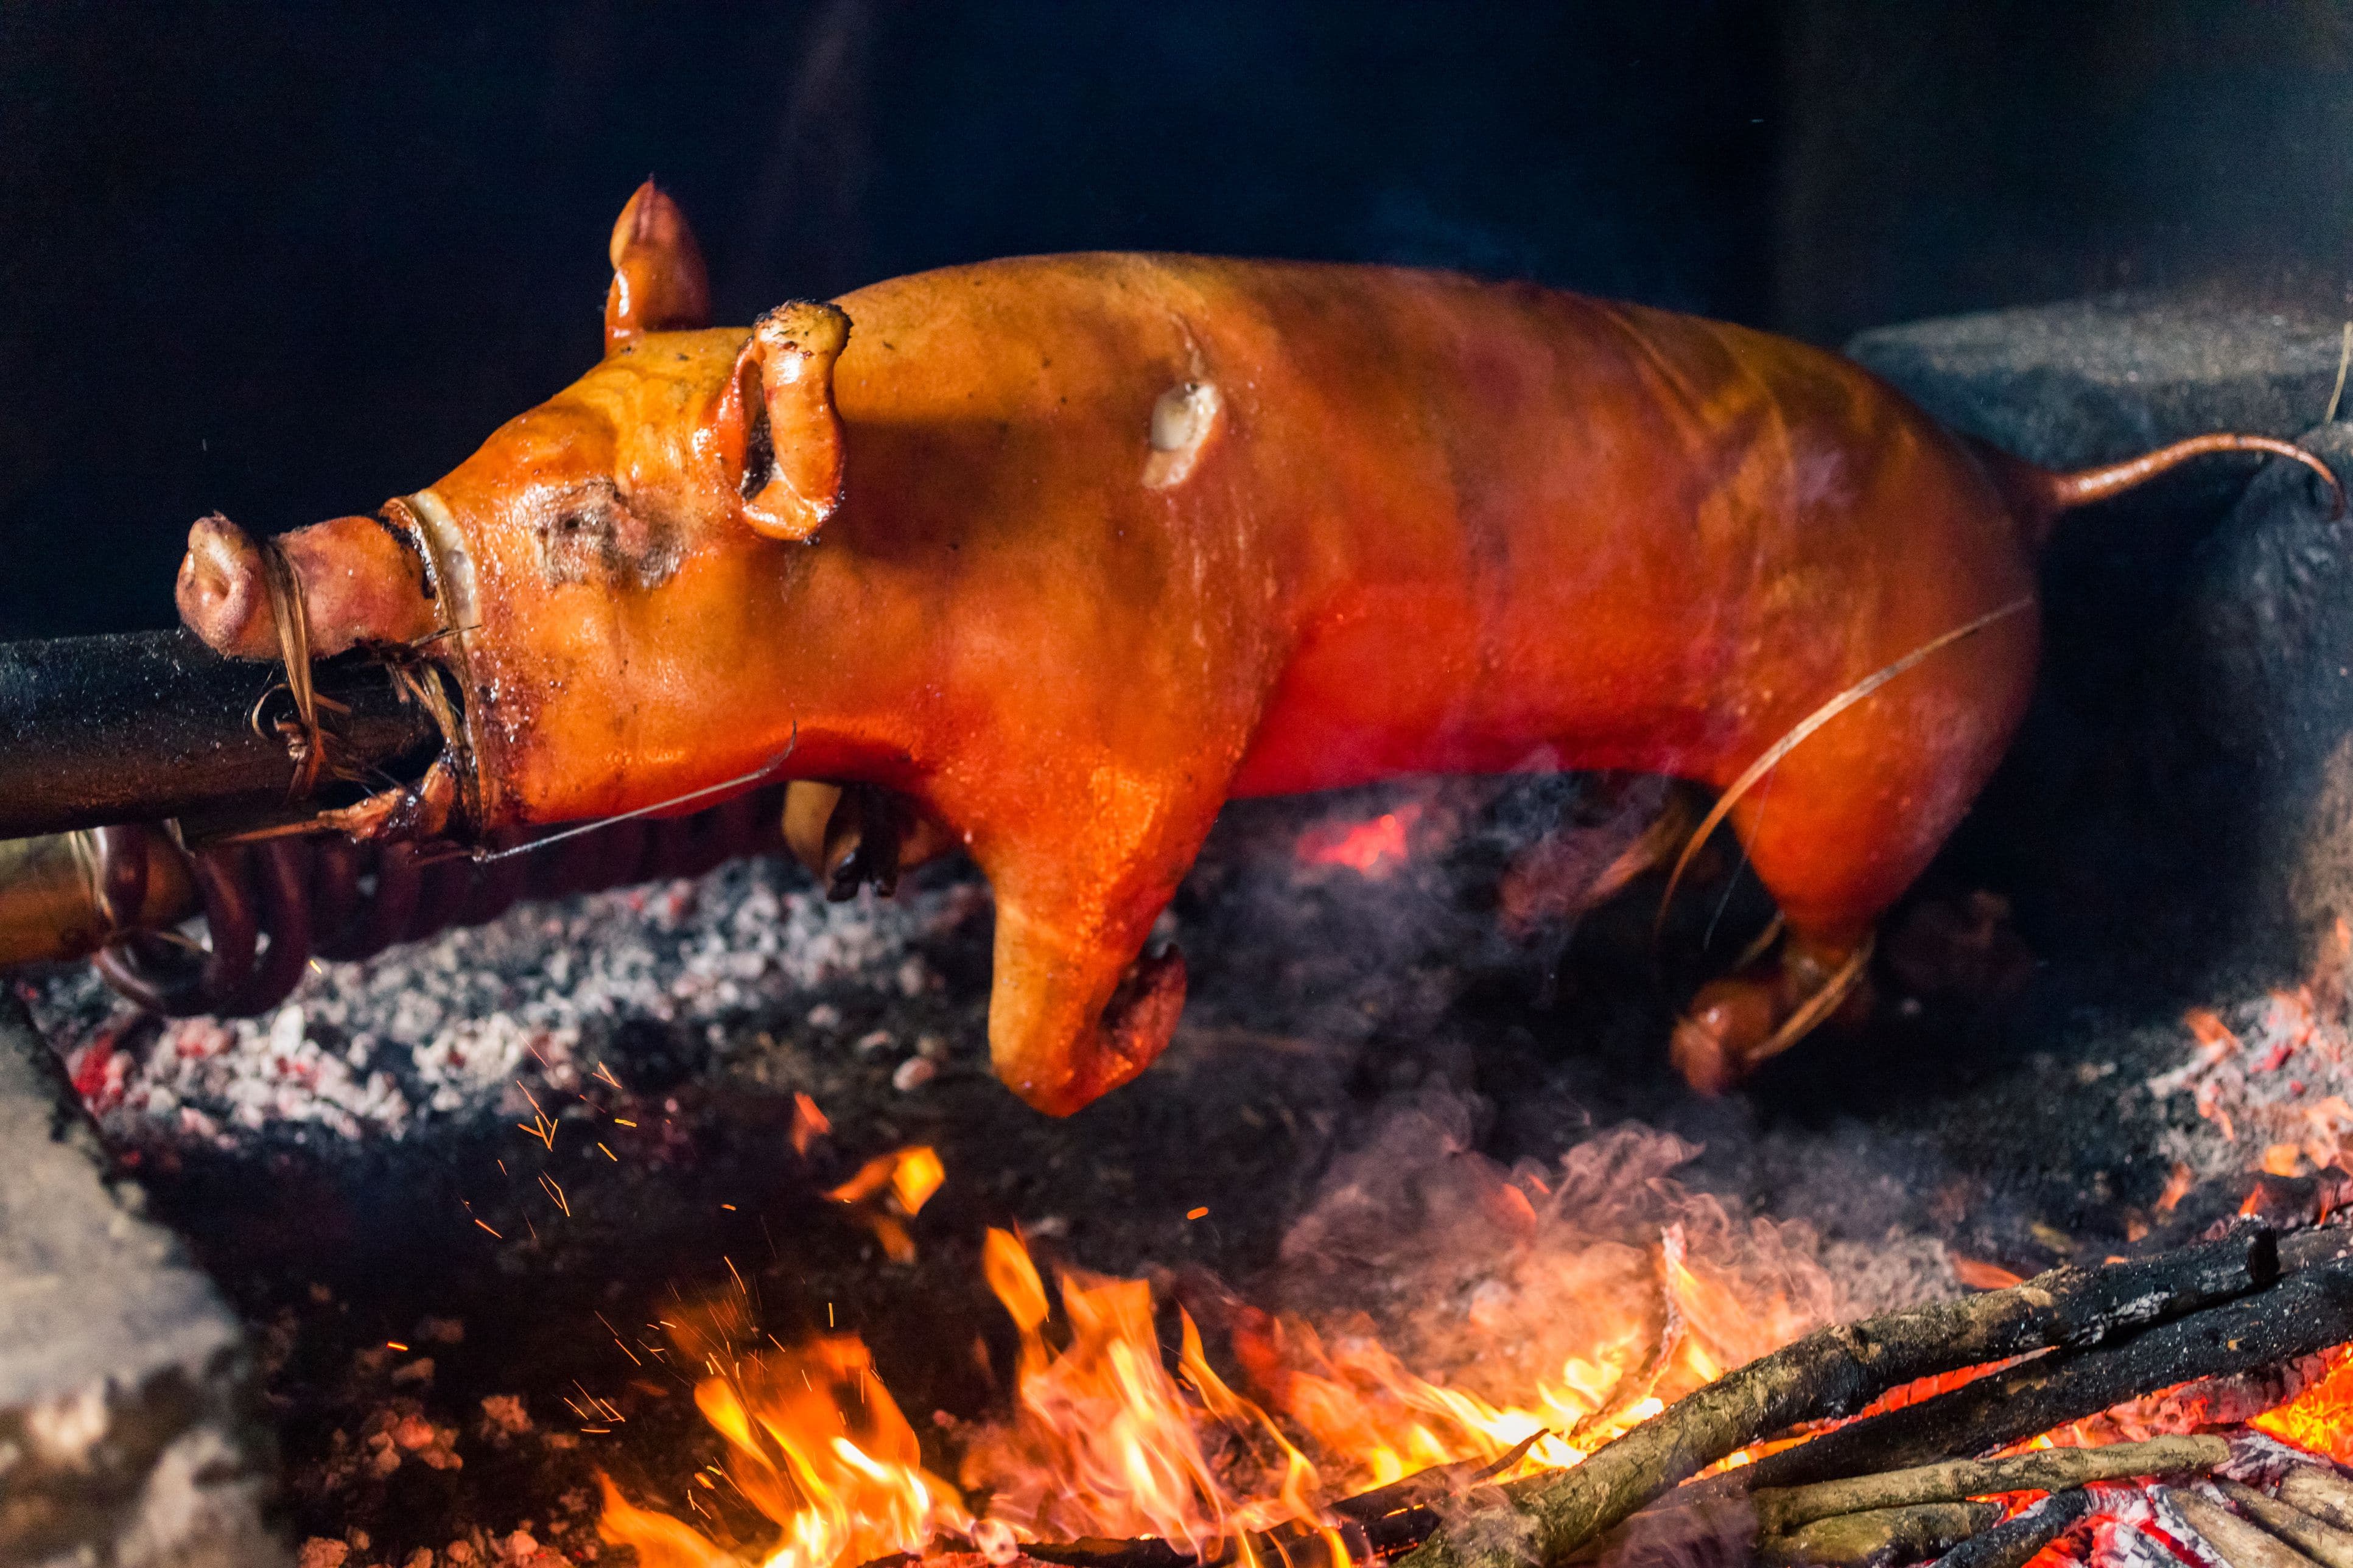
177, 513, 441, 660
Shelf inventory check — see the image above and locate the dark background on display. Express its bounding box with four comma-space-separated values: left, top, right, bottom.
3, 0, 2350, 642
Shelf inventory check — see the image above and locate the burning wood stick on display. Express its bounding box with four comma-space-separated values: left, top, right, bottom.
1759, 1501, 2001, 1568
2283, 1469, 2353, 1535
2218, 1480, 2353, 1568
1564, 1227, 1686, 1444
1925, 1488, 2101, 1568
1751, 1435, 2226, 1535
1330, 1434, 1548, 1525
2166, 1488, 2327, 1568
1741, 1261, 2353, 1493
1395, 1235, 2277, 1568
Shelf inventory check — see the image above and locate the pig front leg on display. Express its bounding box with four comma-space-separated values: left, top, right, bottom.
988, 905, 1190, 1116
952, 766, 1229, 1116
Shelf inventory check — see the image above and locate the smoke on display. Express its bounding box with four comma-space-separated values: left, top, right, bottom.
1263, 1083, 1951, 1416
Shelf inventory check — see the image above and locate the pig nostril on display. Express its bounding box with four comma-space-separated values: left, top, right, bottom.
177, 514, 269, 654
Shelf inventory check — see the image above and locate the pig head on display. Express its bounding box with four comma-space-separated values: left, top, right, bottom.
177, 181, 1204, 1114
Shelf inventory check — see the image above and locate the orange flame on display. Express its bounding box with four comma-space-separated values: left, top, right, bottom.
603, 1169, 2353, 1567
603, 1224, 1740, 1564
600, 1320, 969, 1568
960, 1227, 1324, 1553
2254, 1347, 2353, 1463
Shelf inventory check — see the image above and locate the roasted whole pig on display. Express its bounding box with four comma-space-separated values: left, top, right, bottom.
171, 183, 2337, 1113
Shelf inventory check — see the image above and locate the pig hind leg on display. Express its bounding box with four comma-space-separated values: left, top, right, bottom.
1665, 674, 2025, 1092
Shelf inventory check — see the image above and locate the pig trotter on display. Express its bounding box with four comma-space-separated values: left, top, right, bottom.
785, 781, 906, 899
1104, 945, 1188, 1079
1670, 931, 1875, 1094
782, 782, 954, 900
989, 897, 1198, 1116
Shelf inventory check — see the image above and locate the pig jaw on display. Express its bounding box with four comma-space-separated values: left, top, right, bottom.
438, 533, 885, 836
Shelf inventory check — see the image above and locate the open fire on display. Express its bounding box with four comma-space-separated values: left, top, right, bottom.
592, 1147, 2353, 1568
30, 783, 2353, 1568
597, 1215, 1702, 1568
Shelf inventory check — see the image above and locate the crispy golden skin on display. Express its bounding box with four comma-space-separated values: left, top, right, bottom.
184, 183, 2198, 1114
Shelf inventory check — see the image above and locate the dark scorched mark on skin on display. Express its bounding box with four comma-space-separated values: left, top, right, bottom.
531, 478, 684, 590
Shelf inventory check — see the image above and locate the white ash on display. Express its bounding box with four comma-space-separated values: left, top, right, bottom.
2141, 927, 2353, 1181
2097, 1487, 2213, 1568
25, 857, 968, 1149
2220, 1430, 2337, 1488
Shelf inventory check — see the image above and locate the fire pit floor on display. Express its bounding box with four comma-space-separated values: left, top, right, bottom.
16, 771, 2326, 1568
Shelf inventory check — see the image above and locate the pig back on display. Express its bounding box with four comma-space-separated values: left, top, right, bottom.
820, 256, 2036, 802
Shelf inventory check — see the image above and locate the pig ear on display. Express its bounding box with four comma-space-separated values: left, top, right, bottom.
714, 301, 852, 543
603, 180, 711, 352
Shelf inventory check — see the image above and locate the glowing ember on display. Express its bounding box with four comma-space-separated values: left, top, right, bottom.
791, 1093, 832, 1157
2254, 1348, 2353, 1463
826, 1144, 947, 1264
827, 1145, 947, 1214
1296, 805, 1422, 878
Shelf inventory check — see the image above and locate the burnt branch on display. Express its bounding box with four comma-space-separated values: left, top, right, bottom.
1331, 1433, 1546, 1524
1759, 1502, 2001, 1568
2167, 1488, 2327, 1568
2284, 1467, 2353, 1534
1396, 1234, 2277, 1568
1752, 1435, 2225, 1535
2218, 1480, 2353, 1568
1739, 1259, 2353, 1493
1022, 1440, 1548, 1568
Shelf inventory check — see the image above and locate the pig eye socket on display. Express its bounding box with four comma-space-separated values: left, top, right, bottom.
547, 485, 622, 548
550, 503, 612, 540
530, 480, 681, 589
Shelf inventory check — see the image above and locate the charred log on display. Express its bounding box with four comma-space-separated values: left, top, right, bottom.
1738, 1259, 2353, 1494
1924, 1489, 2102, 1568
1396, 1234, 2277, 1568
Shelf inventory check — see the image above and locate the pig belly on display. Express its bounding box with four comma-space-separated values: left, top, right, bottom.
1226, 587, 1720, 799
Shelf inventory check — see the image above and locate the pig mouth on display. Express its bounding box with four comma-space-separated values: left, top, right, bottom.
387, 486, 486, 825
401, 488, 482, 640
